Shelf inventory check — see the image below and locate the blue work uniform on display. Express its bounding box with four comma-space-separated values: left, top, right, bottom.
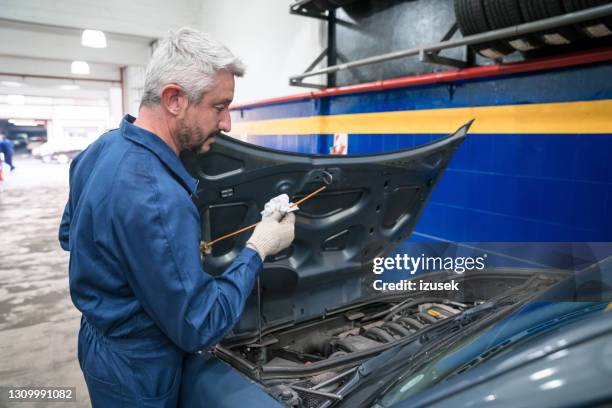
0, 139, 14, 169
59, 115, 262, 407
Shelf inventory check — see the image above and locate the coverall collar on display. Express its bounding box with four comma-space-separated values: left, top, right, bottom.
121, 115, 198, 195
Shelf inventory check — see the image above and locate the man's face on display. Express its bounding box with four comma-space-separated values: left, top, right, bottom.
176, 70, 235, 153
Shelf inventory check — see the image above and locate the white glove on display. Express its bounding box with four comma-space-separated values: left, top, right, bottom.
246, 211, 295, 260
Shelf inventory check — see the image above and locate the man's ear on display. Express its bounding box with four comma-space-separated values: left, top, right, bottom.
160, 84, 187, 116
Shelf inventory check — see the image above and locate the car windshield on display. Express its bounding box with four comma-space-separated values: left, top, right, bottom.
374, 301, 605, 407
375, 326, 488, 406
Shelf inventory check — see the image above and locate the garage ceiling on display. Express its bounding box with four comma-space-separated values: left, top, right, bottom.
0, 0, 202, 100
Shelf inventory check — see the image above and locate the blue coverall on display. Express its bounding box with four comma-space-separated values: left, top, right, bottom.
59, 115, 262, 407
0, 139, 14, 170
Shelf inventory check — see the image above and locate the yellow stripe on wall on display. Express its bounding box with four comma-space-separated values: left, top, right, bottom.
230, 99, 612, 135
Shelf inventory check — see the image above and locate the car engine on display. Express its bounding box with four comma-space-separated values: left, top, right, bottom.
217, 296, 474, 407
215, 272, 563, 407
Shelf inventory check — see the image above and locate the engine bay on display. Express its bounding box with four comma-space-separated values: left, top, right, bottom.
249, 299, 466, 364
215, 272, 565, 407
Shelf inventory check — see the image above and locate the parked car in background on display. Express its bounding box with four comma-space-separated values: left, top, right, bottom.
31, 140, 87, 164
6, 132, 48, 153
26, 134, 48, 153
7, 133, 28, 151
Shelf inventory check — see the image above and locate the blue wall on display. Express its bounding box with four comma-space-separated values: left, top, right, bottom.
233, 62, 612, 242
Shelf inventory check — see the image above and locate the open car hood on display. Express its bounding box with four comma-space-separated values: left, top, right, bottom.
182, 121, 471, 339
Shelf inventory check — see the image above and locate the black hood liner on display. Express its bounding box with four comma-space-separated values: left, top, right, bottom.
182, 121, 471, 338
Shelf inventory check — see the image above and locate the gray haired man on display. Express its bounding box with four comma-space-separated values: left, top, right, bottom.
59, 27, 295, 407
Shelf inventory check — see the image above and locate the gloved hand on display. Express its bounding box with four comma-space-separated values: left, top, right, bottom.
246, 211, 295, 260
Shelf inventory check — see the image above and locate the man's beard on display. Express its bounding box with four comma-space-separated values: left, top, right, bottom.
176, 120, 211, 153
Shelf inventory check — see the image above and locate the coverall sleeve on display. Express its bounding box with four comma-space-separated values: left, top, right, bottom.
59, 202, 71, 251
59, 157, 79, 251
111, 156, 262, 352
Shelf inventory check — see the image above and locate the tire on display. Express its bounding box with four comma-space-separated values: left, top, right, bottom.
520, 0, 582, 45
455, 0, 476, 35
455, 0, 480, 37
454, 0, 515, 59
562, 0, 612, 38
484, 0, 541, 51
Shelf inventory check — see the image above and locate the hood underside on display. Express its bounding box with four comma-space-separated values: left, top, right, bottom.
182, 121, 471, 337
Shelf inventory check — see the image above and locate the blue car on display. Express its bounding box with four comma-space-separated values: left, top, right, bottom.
178, 122, 612, 407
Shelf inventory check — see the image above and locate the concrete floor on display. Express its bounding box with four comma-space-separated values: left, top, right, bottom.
0, 158, 90, 407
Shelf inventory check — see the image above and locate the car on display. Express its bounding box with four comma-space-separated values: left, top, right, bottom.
176, 121, 611, 407
6, 132, 47, 153
25, 134, 47, 153
31, 141, 85, 164
7, 133, 28, 150
343, 261, 612, 408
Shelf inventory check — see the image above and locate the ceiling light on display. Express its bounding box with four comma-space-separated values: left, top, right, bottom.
58, 84, 80, 90
8, 119, 38, 126
81, 29, 107, 48
7, 94, 25, 105
1, 81, 22, 88
71, 61, 90, 75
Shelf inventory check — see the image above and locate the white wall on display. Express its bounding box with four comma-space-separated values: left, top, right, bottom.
198, 2, 326, 104
0, 0, 202, 38
122, 66, 146, 117
0, 1, 326, 109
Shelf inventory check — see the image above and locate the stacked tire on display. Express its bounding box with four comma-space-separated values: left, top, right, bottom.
562, 0, 612, 38
454, 0, 612, 59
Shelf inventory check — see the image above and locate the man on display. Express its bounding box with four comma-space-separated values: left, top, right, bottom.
59, 28, 295, 407
0, 134, 15, 171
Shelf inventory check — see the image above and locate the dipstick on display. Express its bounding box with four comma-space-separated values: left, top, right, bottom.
200, 185, 327, 255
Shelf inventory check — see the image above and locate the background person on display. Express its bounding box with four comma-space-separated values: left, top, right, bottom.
0, 134, 15, 171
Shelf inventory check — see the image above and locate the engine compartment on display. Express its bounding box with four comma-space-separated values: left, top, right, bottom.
215, 271, 566, 407
249, 298, 467, 365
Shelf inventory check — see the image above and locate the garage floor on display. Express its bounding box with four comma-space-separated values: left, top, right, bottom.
0, 158, 90, 407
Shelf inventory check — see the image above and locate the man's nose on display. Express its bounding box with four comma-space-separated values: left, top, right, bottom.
218, 110, 231, 132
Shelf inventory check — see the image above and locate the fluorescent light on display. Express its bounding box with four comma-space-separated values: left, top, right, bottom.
81, 29, 107, 48
1, 81, 22, 88
58, 84, 80, 90
8, 119, 38, 126
71, 61, 90, 75
7, 94, 25, 105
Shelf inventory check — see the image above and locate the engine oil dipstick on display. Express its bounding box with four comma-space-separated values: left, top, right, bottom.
200, 184, 328, 255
